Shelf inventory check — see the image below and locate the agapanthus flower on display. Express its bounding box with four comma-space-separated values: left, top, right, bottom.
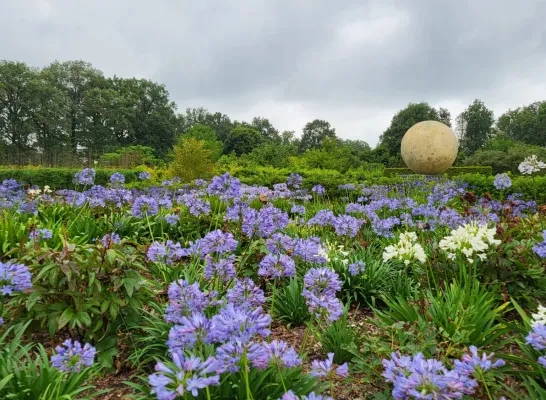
311, 353, 349, 378
303, 267, 342, 297
164, 213, 180, 226
518, 155, 546, 175
0, 261, 32, 295
526, 323, 546, 351
110, 172, 125, 184
453, 345, 505, 375
167, 313, 213, 352
493, 173, 512, 190
348, 261, 366, 276
304, 292, 344, 322
258, 254, 296, 279
210, 304, 271, 344
532, 231, 546, 259
382, 232, 427, 265
147, 240, 184, 265
164, 280, 217, 324
382, 352, 477, 399
149, 352, 220, 398
29, 228, 53, 241
293, 237, 328, 264
307, 210, 335, 227
281, 392, 333, 400
439, 221, 500, 262
291, 205, 306, 215
226, 278, 266, 309
531, 304, 546, 326
332, 214, 363, 237
51, 339, 96, 373
266, 233, 295, 254
138, 171, 151, 180
131, 195, 159, 217
287, 173, 303, 189
261, 340, 302, 368
73, 168, 95, 186
100, 232, 120, 247
199, 229, 238, 257
207, 172, 241, 198
204, 255, 236, 282
311, 184, 325, 196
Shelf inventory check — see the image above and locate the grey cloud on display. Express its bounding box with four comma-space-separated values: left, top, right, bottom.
1, 0, 545, 146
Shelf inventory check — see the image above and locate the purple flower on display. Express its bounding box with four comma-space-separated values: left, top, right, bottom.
291, 205, 306, 215
303, 268, 342, 297
226, 278, 266, 309
382, 352, 477, 400
493, 173, 512, 190
311, 184, 325, 196
287, 173, 303, 189
0, 317, 4, 325
51, 339, 96, 373
262, 340, 302, 368
453, 346, 505, 375
149, 352, 220, 398
266, 233, 295, 255
167, 313, 213, 352
29, 228, 53, 241
164, 213, 179, 226
348, 261, 366, 276
147, 240, 184, 265
131, 195, 159, 217
311, 353, 349, 378
338, 183, 355, 191
307, 210, 335, 227
73, 168, 95, 186
100, 232, 120, 247
304, 292, 344, 322
281, 391, 333, 400
332, 214, 363, 237
204, 255, 236, 282
164, 280, 217, 324
207, 173, 241, 199
293, 237, 328, 264
110, 172, 125, 185
0, 261, 32, 295
138, 171, 151, 180
258, 254, 296, 279
199, 229, 238, 257
532, 231, 546, 258
210, 304, 271, 344
526, 323, 546, 351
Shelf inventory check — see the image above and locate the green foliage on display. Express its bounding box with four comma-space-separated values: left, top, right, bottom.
272, 277, 311, 327
0, 167, 138, 189
168, 137, 217, 182
455, 99, 495, 154
99, 146, 159, 168
0, 323, 104, 399
497, 101, 546, 146
376, 280, 509, 349
224, 126, 263, 156
382, 166, 493, 177
298, 119, 337, 153
184, 123, 224, 161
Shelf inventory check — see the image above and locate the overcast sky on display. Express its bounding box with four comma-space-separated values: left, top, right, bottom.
2, 0, 546, 146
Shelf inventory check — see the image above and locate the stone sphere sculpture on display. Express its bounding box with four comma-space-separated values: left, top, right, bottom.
400, 120, 458, 174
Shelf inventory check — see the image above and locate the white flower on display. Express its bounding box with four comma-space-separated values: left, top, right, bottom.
531, 304, 546, 327
518, 155, 546, 175
439, 221, 500, 262
382, 231, 426, 265
43, 185, 52, 194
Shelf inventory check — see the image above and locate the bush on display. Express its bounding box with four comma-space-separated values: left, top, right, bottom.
167, 137, 217, 182
383, 166, 493, 177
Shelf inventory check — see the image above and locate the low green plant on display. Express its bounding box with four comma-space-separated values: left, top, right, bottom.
272, 277, 311, 327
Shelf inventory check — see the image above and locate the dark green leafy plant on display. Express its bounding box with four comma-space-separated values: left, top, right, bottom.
272, 277, 311, 327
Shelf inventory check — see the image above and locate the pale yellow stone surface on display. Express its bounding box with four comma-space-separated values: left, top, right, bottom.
401, 121, 458, 174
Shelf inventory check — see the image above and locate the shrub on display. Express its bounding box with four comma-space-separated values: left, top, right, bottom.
167, 137, 216, 182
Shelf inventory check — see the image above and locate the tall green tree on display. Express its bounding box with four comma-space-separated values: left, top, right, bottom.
249, 117, 280, 142
224, 126, 262, 156
184, 123, 223, 161
0, 61, 38, 165
455, 99, 494, 154
298, 119, 337, 153
497, 101, 546, 146
378, 102, 451, 158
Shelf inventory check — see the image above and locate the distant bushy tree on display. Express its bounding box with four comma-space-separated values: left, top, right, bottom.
224, 126, 263, 156
168, 137, 216, 182
497, 101, 546, 146
184, 123, 223, 161
455, 99, 494, 154
298, 119, 337, 153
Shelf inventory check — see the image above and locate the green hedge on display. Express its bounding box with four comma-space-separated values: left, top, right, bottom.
383, 166, 493, 177
0, 168, 139, 189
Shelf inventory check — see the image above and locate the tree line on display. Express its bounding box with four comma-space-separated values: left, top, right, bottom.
1, 59, 545, 170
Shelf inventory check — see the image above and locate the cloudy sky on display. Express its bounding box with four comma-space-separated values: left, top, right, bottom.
2, 0, 546, 146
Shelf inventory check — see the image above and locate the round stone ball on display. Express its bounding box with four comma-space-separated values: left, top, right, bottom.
401, 121, 458, 174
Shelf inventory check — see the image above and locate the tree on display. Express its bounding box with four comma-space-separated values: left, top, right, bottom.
378, 102, 451, 158
455, 99, 494, 154
178, 107, 234, 145
184, 124, 223, 161
0, 61, 37, 164
250, 117, 280, 142
168, 137, 216, 182
224, 126, 262, 156
497, 101, 546, 146
298, 119, 337, 153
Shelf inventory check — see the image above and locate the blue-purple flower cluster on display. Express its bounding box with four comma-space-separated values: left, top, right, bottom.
382, 346, 505, 399
303, 268, 343, 322
51, 339, 96, 373
0, 261, 32, 295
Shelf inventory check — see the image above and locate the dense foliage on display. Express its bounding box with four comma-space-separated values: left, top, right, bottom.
1, 164, 546, 398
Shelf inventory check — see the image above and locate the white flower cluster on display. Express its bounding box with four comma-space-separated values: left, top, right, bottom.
382, 232, 427, 266
27, 185, 52, 197
531, 304, 546, 327
518, 155, 546, 175
439, 221, 501, 262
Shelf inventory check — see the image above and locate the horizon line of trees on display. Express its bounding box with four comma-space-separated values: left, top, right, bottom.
2, 59, 546, 171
